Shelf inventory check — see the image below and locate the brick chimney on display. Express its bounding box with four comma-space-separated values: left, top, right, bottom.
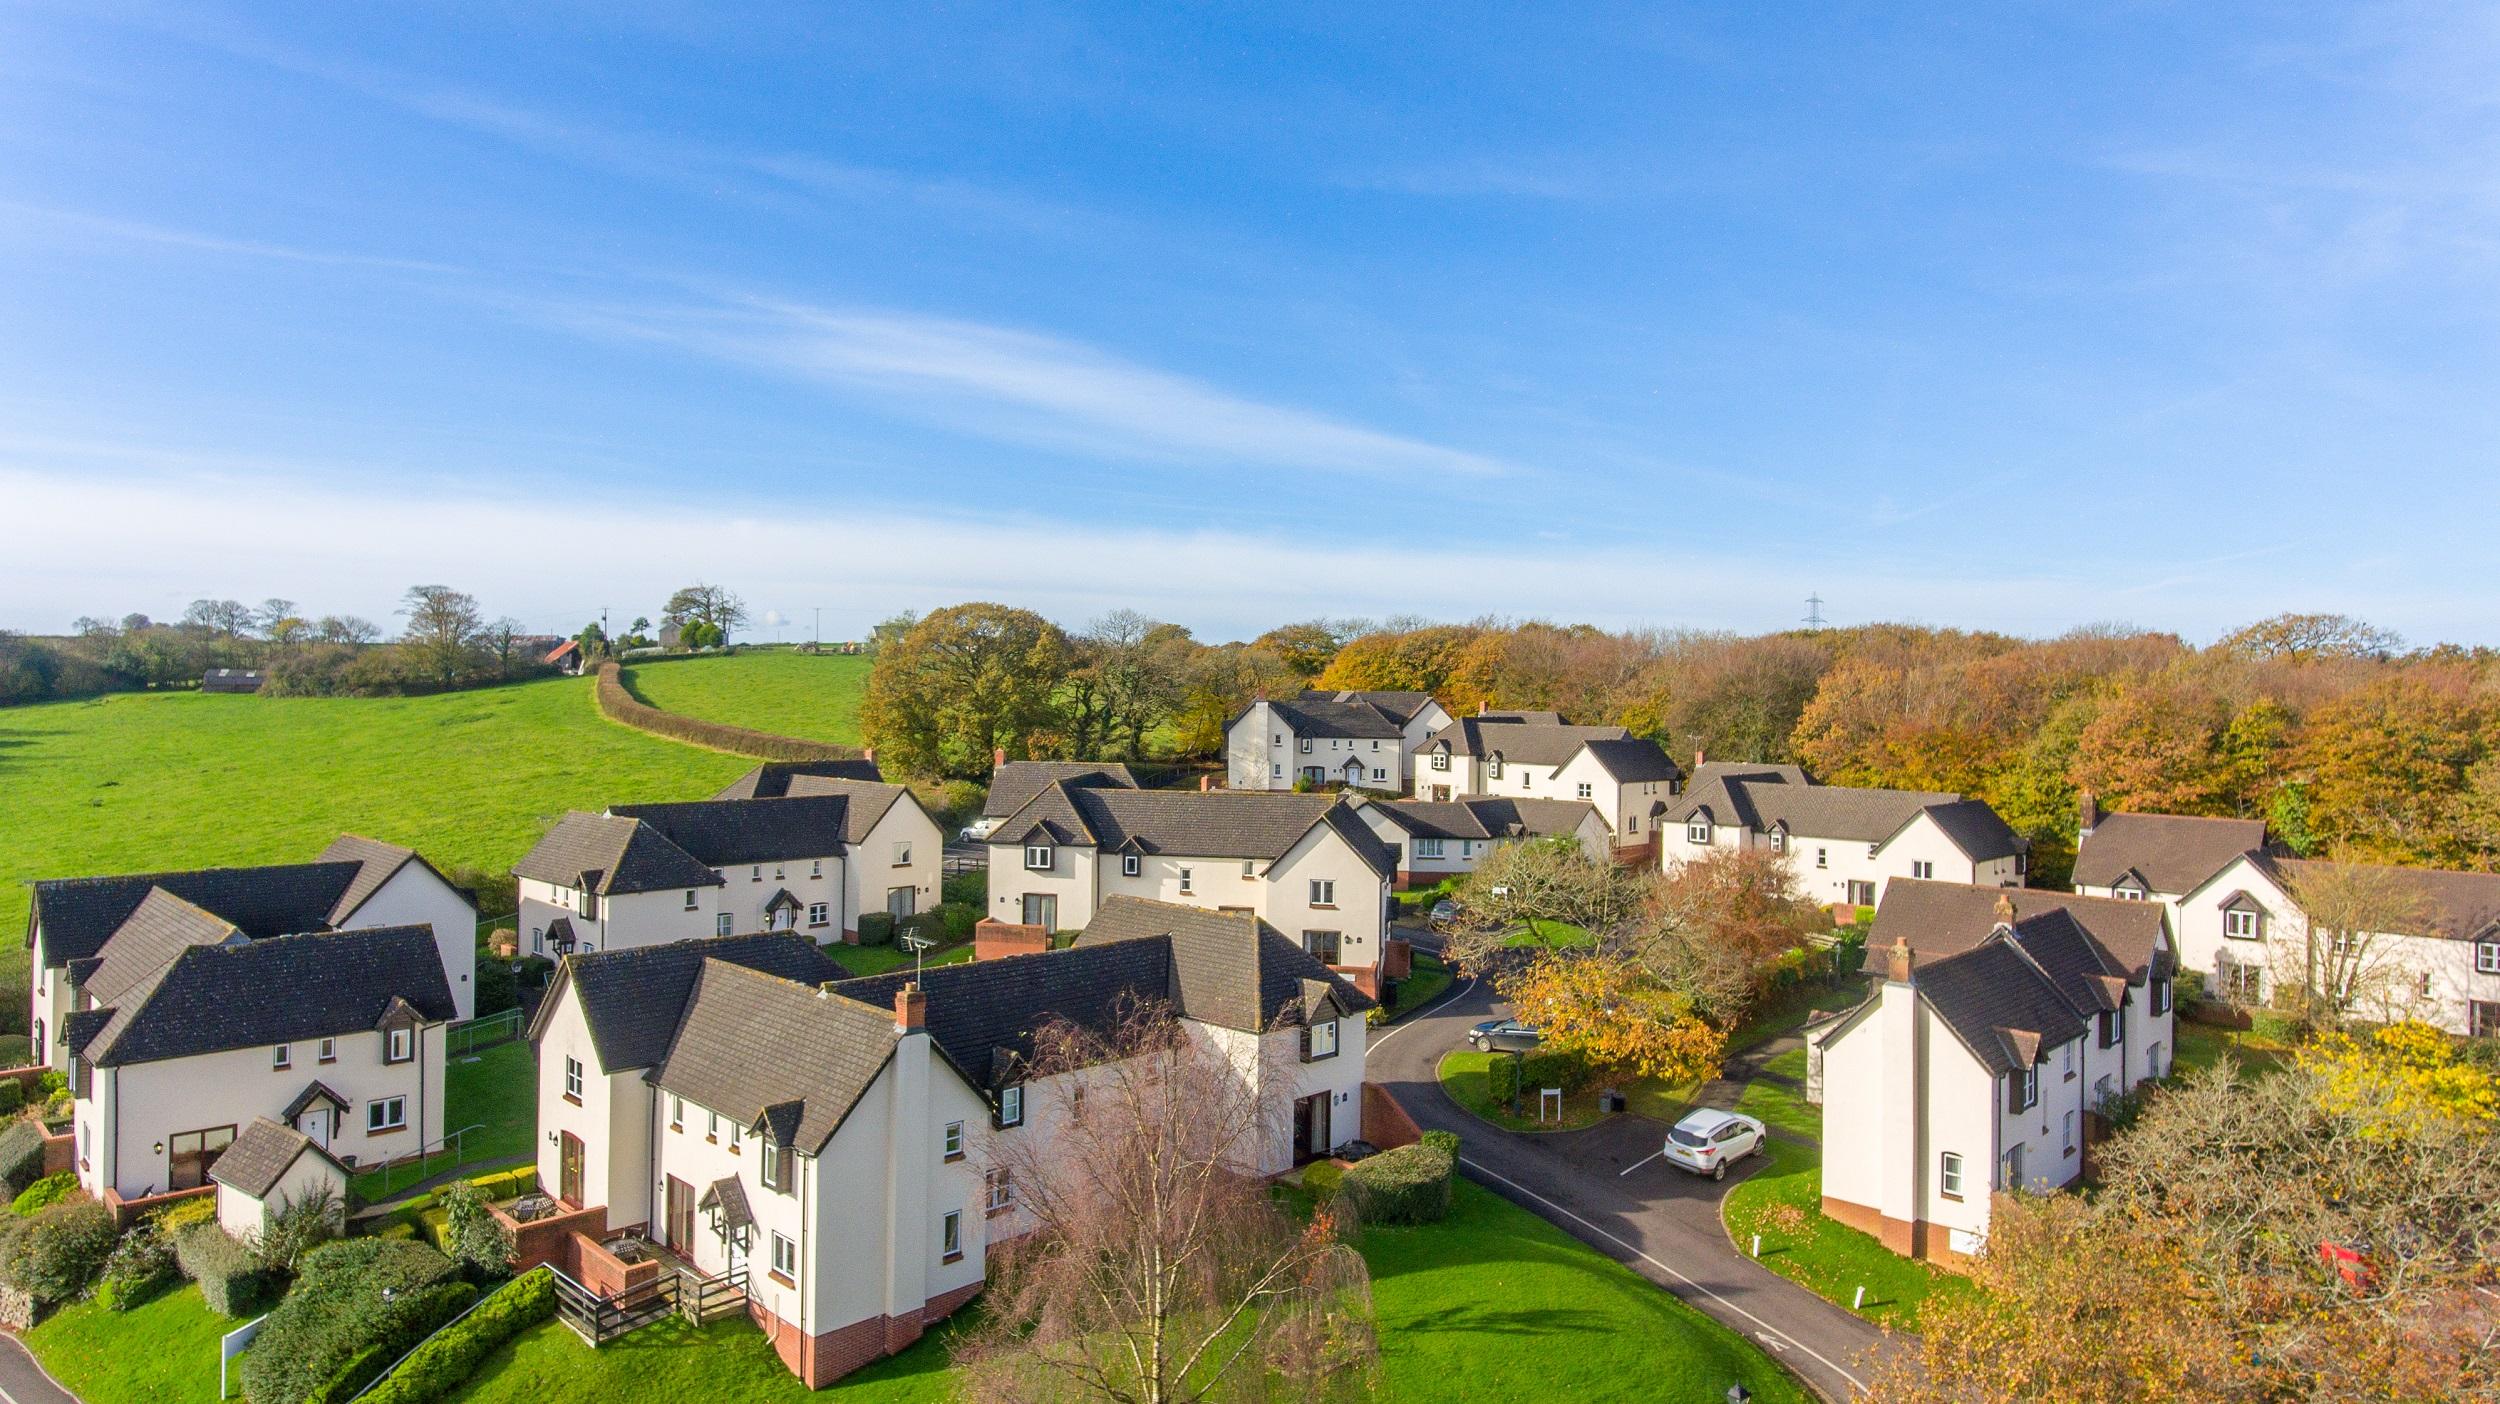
2077, 791, 2101, 840
862, 746, 876, 763
1995, 892, 2018, 927
1884, 937, 1914, 984
1693, 747, 1707, 769
895, 982, 927, 1033
992, 747, 1007, 769
1199, 774, 1214, 793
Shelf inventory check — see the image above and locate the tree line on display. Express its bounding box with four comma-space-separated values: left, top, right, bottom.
863, 605, 2500, 881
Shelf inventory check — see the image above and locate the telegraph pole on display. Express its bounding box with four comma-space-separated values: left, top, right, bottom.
813, 607, 821, 647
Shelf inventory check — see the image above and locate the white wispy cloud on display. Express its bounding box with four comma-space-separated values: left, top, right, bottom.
567, 298, 1516, 479
0, 200, 466, 276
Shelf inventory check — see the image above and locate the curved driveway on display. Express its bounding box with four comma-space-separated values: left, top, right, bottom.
1370, 967, 1891, 1401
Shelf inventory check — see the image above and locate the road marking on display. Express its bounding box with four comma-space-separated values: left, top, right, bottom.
1617, 1149, 1663, 1177
1367, 970, 1478, 1053
1457, 1156, 1869, 1396
1756, 1332, 1790, 1352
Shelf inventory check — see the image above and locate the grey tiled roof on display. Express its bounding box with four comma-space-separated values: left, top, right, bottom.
1872, 880, 2169, 983
541, 931, 852, 1072
29, 861, 363, 965
209, 1117, 346, 1199
772, 778, 910, 841
1308, 690, 1440, 724
608, 794, 854, 869
2071, 812, 2267, 893
281, 1080, 349, 1119
654, 960, 902, 1152
1564, 736, 1684, 785
699, 1175, 754, 1232
1910, 939, 2091, 1076
1417, 719, 1635, 767
76, 889, 246, 1008
992, 787, 1395, 876
713, 759, 886, 798
1264, 697, 1405, 741
2263, 857, 2500, 943
511, 812, 722, 896
77, 925, 458, 1068
1365, 796, 1601, 842
983, 762, 1140, 819
1664, 774, 2023, 861
1075, 895, 1374, 1032
834, 942, 1176, 1088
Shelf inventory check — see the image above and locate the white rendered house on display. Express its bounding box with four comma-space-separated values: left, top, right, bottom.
27, 835, 478, 1067
983, 785, 1400, 992
1661, 763, 2025, 910
528, 901, 1372, 1388
1408, 717, 1684, 858
1349, 795, 1612, 888
1812, 882, 2174, 1264
1226, 691, 1453, 793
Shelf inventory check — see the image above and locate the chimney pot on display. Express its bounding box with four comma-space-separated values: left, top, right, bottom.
1885, 937, 1914, 984
895, 982, 927, 1033
2078, 790, 2101, 836
862, 746, 875, 762
993, 747, 1007, 769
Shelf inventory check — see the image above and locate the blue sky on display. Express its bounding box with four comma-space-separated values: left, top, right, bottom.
4, 3, 2497, 644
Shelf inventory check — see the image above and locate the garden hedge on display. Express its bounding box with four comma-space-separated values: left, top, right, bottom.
95, 1222, 178, 1312
242, 1238, 465, 1404
0, 1201, 119, 1305
856, 912, 896, 947
173, 1221, 285, 1317
360, 1268, 556, 1404
0, 1120, 50, 1198
595, 662, 862, 761
1487, 1048, 1596, 1102
11, 1172, 76, 1217
1339, 1130, 1458, 1226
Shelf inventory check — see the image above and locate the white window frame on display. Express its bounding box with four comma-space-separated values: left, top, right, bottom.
1576, 782, 1592, 800
811, 858, 823, 878
2479, 941, 2500, 975
1179, 866, 1193, 894
1431, 752, 1449, 771
1686, 819, 1711, 845
1940, 1151, 1964, 1196
894, 840, 912, 867
368, 1096, 407, 1133
942, 1210, 962, 1259
986, 1166, 1014, 1212
564, 1056, 583, 1100
387, 1027, 413, 1063
272, 1043, 291, 1070
1024, 845, 1053, 872
1309, 879, 1334, 907
1308, 1018, 1339, 1059
1911, 860, 1934, 880
943, 1121, 965, 1160
771, 1231, 797, 1278
1122, 854, 1141, 877
998, 1084, 1024, 1128
2225, 908, 2260, 940
683, 889, 698, 911
1415, 837, 1444, 859
318, 1037, 336, 1064
807, 902, 829, 928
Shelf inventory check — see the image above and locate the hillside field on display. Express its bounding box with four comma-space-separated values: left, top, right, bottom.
0, 677, 751, 1027
620, 650, 872, 745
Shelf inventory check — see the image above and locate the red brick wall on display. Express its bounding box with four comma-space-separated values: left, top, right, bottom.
974, 919, 1049, 962
1362, 1082, 1421, 1151
755, 1278, 990, 1388
497, 1202, 607, 1275
100, 1183, 212, 1230
574, 1233, 662, 1300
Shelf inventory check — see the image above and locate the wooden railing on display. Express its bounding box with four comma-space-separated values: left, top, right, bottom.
550, 1260, 750, 1346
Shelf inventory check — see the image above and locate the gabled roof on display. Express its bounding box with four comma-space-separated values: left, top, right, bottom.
1364, 797, 1602, 843
535, 931, 852, 1073
608, 794, 853, 869
209, 1117, 347, 1200
1074, 895, 1375, 1032
833, 941, 1178, 1088
1559, 736, 1684, 785
2072, 812, 2267, 894
74, 889, 246, 1008
75, 925, 458, 1068
1871, 880, 2170, 984
772, 777, 914, 841
2262, 857, 2500, 943
1308, 690, 1441, 725
282, 1080, 350, 1120
990, 787, 1396, 877
699, 1175, 754, 1233
543, 639, 580, 665
511, 812, 722, 896
1416, 718, 1635, 767
713, 758, 886, 799
315, 834, 470, 926
1662, 773, 2023, 861
29, 859, 366, 963
1908, 938, 2092, 1077
982, 762, 1140, 819
1258, 695, 1405, 741
653, 961, 909, 1153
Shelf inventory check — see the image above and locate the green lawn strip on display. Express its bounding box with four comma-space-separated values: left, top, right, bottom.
1363, 1179, 1805, 1402
2172, 1019, 2293, 1078
1383, 952, 1453, 1022
619, 652, 874, 746
445, 1309, 960, 1404
1762, 1046, 1808, 1081
1719, 1139, 1972, 1331
25, 1283, 235, 1404
353, 1039, 538, 1202
1501, 919, 1595, 950
1727, 981, 1863, 1054
1730, 1078, 1819, 1142
831, 942, 977, 978
1436, 1051, 1607, 1132
0, 682, 746, 1009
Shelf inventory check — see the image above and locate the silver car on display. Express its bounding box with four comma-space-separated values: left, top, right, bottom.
1663, 1108, 1765, 1182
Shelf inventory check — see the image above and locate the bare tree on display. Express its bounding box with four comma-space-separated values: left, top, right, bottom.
312, 614, 379, 645
1439, 838, 1654, 972
398, 585, 485, 690
954, 1004, 1377, 1404
483, 617, 528, 678
2279, 861, 2434, 1029
254, 598, 298, 639
182, 598, 253, 637
662, 583, 749, 641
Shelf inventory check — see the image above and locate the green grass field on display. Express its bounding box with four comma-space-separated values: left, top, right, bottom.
0, 681, 747, 1026
26, 1284, 233, 1404
453, 1179, 1801, 1403
1720, 1138, 1972, 1332
1437, 1050, 1608, 1132
620, 651, 874, 744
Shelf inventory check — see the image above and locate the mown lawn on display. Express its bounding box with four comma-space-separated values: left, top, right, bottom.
454, 1179, 1802, 1403
0, 681, 746, 1019
1383, 951, 1454, 1021
25, 1283, 234, 1404
1437, 1050, 1607, 1131
2173, 1018, 2295, 1078
833, 941, 978, 978
620, 651, 874, 745
1719, 1138, 1973, 1332
1732, 1077, 1819, 1142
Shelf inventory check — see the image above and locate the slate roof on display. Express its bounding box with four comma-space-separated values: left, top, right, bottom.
1075, 895, 1375, 1031
30, 861, 361, 964
1365, 797, 1601, 842
713, 758, 887, 799
1563, 736, 1683, 785
315, 834, 467, 926
1663, 772, 2023, 861
2262, 857, 2500, 943
2072, 812, 2267, 894
699, 1175, 753, 1233
282, 1081, 349, 1120
982, 762, 1141, 820
1311, 690, 1440, 724
209, 1117, 347, 1199
75, 889, 246, 1008
511, 812, 722, 896
74, 925, 457, 1068
1870, 880, 2169, 983
609, 794, 854, 868
834, 942, 1176, 1087
771, 777, 913, 841
1260, 694, 1405, 740
1416, 718, 1636, 767
1910, 939, 2093, 1076
990, 786, 1396, 876
653, 961, 905, 1152
537, 931, 852, 1072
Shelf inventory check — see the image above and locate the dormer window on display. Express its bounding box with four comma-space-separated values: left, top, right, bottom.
1767, 826, 1786, 853
1122, 854, 1142, 877
1299, 738, 1312, 753
1486, 755, 1503, 779
1024, 845, 1054, 872
580, 892, 599, 920
386, 1027, 414, 1064
761, 1139, 793, 1193
1686, 818, 1712, 845
2225, 908, 2261, 939
997, 1084, 1024, 1128
2008, 1064, 2038, 1112
1304, 1018, 1339, 1061
1432, 753, 1449, 771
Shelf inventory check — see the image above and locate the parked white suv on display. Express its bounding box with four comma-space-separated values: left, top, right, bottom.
1662, 1108, 1765, 1182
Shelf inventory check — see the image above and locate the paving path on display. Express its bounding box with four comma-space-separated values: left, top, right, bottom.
1370, 965, 1891, 1402
0, 1332, 78, 1404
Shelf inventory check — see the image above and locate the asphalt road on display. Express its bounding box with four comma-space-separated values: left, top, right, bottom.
0, 1332, 77, 1404
1370, 965, 1892, 1402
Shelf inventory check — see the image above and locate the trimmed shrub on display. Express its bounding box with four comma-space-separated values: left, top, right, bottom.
35, 1072, 64, 1099
472, 958, 518, 1019
173, 1221, 284, 1317
241, 1238, 463, 1404
97, 1223, 178, 1312
937, 902, 979, 942
11, 1172, 76, 1217
0, 1119, 50, 1198
1339, 1132, 1456, 1226
1300, 1161, 1346, 1199
0, 1083, 21, 1118
856, 912, 896, 947
595, 662, 863, 761
153, 1193, 220, 1235
361, 1268, 556, 1404
0, 1201, 118, 1305
1487, 1048, 1596, 1103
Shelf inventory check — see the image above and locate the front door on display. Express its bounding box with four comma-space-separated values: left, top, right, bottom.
665, 1175, 695, 1254
302, 1108, 330, 1150
1021, 893, 1057, 929
888, 885, 916, 920
1292, 1094, 1330, 1161
1430, 785, 1451, 802
168, 1125, 236, 1191
559, 1131, 585, 1206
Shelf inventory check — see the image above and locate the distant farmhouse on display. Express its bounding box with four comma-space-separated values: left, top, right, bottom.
200, 668, 265, 694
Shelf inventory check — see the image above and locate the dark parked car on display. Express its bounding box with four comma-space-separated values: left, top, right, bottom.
1428, 898, 1462, 930
1468, 1018, 1543, 1053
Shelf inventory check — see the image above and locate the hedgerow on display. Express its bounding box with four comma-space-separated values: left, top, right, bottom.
359, 1268, 556, 1404
595, 663, 860, 761
1339, 1130, 1458, 1226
